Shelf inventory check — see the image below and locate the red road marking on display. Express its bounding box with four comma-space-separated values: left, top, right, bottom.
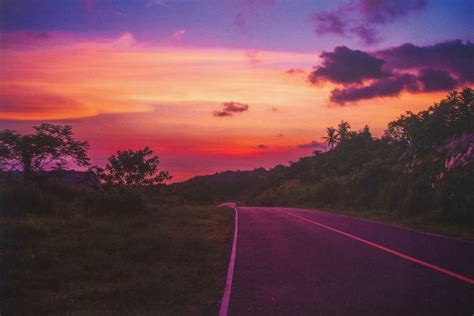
283, 211, 474, 285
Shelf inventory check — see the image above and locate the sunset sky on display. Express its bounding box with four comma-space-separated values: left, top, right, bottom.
1, 0, 472, 181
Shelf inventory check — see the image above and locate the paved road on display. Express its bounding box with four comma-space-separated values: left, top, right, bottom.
222, 206, 474, 316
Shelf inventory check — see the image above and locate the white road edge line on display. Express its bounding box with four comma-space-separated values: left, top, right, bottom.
219, 207, 239, 316
283, 211, 474, 285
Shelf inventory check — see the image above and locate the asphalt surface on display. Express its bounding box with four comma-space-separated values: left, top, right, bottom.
226, 207, 474, 316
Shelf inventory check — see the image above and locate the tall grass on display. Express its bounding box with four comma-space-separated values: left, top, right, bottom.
0, 179, 233, 315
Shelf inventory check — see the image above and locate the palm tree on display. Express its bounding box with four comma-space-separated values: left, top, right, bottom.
337, 120, 351, 143
322, 126, 338, 150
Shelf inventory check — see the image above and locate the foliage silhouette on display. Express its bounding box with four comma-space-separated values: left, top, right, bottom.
92, 147, 171, 187
322, 127, 338, 149
0, 124, 89, 178
174, 88, 474, 226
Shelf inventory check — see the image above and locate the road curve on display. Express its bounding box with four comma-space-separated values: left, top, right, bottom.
223, 206, 474, 316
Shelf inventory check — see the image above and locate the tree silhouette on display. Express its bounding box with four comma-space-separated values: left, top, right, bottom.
0, 123, 90, 178
93, 147, 171, 187
337, 120, 351, 142
322, 127, 338, 149
360, 125, 371, 137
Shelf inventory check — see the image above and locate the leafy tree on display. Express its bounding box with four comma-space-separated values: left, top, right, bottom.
384, 88, 473, 177
360, 125, 371, 138
322, 127, 338, 149
384, 88, 473, 149
0, 124, 90, 178
337, 120, 351, 142
93, 147, 171, 187
383, 88, 473, 219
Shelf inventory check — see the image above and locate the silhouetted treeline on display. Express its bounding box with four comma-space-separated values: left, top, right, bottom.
170, 168, 273, 203
174, 88, 474, 225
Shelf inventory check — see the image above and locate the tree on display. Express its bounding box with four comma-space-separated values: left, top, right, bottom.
322, 127, 338, 149
360, 125, 371, 138
337, 120, 351, 142
0, 124, 90, 178
93, 147, 171, 187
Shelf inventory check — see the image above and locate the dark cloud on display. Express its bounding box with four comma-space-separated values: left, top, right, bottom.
298, 140, 325, 149
311, 11, 347, 36
307, 40, 472, 104
311, 0, 427, 45
308, 46, 386, 84
358, 0, 426, 24
213, 101, 249, 117
418, 68, 458, 92
350, 25, 380, 45
256, 144, 269, 149
376, 40, 474, 82
212, 110, 233, 117
330, 73, 418, 104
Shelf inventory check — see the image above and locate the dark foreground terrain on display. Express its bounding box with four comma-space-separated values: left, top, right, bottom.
1, 205, 233, 315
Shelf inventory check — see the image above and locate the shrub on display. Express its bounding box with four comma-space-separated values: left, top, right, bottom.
0, 181, 54, 216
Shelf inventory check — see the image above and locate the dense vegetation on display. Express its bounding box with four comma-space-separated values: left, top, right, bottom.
174, 89, 474, 233
0, 130, 233, 314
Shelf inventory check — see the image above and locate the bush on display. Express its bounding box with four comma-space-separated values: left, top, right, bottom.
0, 181, 54, 216
80, 186, 146, 215
0, 178, 148, 217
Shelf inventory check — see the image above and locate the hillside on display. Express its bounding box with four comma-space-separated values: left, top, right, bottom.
173, 89, 474, 233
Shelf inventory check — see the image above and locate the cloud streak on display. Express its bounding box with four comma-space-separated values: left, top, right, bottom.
297, 140, 325, 149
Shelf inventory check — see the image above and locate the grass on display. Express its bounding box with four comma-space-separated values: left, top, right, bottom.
0, 205, 234, 315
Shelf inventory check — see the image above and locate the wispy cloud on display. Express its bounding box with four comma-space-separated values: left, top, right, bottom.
234, 0, 275, 31
311, 0, 427, 45
171, 29, 186, 40
113, 32, 135, 47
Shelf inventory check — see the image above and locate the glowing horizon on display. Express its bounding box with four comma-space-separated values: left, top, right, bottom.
1, 1, 472, 181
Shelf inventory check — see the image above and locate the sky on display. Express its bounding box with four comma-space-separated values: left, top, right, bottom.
0, 0, 473, 181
